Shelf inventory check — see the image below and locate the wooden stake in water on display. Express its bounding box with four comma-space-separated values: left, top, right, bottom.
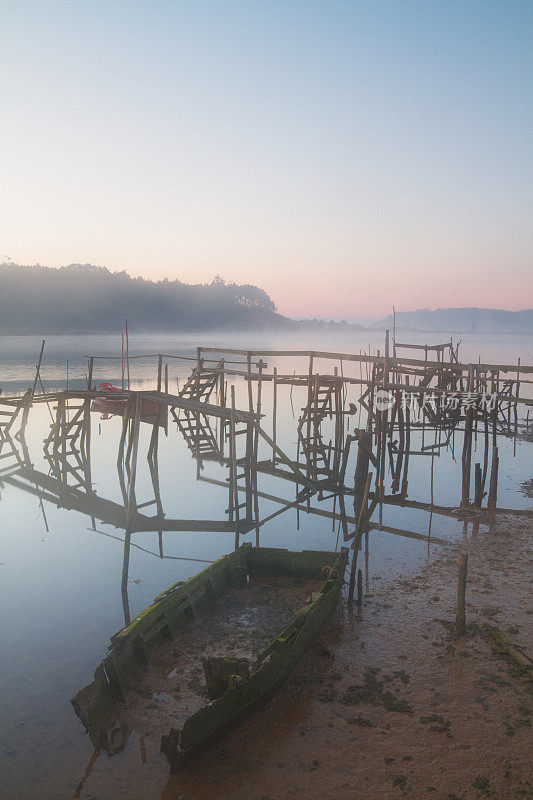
461, 406, 474, 507
392, 306, 396, 358
348, 472, 372, 602
487, 445, 499, 510
121, 395, 142, 625
229, 385, 240, 550
86, 355, 94, 393
31, 339, 46, 398
272, 366, 278, 463
157, 354, 163, 392
474, 462, 482, 508
246, 352, 253, 413
253, 360, 263, 545
125, 318, 130, 389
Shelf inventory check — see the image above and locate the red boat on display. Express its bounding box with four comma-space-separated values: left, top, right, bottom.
91, 383, 168, 430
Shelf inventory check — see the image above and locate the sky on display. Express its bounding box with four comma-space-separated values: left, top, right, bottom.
1, 1, 532, 320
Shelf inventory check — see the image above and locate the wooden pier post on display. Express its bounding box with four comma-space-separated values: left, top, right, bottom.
487, 445, 499, 510
246, 352, 253, 414
357, 568, 363, 608
356, 473, 372, 536
195, 347, 202, 397
157, 354, 163, 392
125, 318, 130, 389
461, 406, 474, 507
364, 530, 369, 590
86, 356, 94, 392
333, 369, 343, 483
244, 419, 254, 523
348, 472, 372, 602
57, 396, 67, 498
17, 345, 43, 434
229, 385, 240, 549
378, 404, 388, 527
305, 353, 314, 491
121, 395, 142, 625
353, 432, 371, 519
272, 366, 278, 463
218, 358, 226, 456
474, 462, 482, 508
125, 395, 142, 530
401, 375, 410, 496
348, 547, 358, 604
253, 360, 263, 545
481, 414, 489, 497
30, 340, 46, 398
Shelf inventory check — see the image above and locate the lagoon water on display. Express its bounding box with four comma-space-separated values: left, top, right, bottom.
0, 330, 531, 799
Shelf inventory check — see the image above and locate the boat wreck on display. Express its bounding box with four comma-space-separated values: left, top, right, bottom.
71, 544, 348, 770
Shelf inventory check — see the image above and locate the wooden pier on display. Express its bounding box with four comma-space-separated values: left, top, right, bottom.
1, 332, 531, 617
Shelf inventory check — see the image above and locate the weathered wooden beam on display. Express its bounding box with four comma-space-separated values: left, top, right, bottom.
198, 346, 533, 375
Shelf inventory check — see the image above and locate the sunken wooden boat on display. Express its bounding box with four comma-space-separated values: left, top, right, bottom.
71, 543, 348, 770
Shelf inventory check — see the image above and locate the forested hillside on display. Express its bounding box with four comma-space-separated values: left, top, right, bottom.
0, 263, 284, 333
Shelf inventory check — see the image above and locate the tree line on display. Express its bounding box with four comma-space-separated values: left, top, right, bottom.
0, 263, 284, 334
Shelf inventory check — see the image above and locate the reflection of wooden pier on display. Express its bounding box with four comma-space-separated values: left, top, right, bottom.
172, 409, 223, 465
5, 465, 255, 534
2, 332, 532, 613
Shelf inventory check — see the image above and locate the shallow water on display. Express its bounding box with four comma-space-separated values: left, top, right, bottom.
0, 330, 531, 799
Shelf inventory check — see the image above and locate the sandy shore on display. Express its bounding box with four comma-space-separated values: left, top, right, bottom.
161, 514, 532, 800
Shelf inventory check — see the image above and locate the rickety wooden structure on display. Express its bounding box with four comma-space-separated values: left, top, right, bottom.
392, 339, 459, 363
43, 396, 92, 495
82, 342, 533, 506
0, 430, 29, 481
297, 373, 346, 490
2, 334, 532, 606
0, 390, 34, 480
193, 342, 531, 491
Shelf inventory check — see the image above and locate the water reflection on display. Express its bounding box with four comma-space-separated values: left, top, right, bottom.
1, 337, 531, 799
2, 351, 530, 624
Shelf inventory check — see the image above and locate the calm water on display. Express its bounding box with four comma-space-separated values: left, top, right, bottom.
0, 331, 531, 799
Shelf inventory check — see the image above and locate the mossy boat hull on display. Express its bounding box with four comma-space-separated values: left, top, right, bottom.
71, 544, 348, 770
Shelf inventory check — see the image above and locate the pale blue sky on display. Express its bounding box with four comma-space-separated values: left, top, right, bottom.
1, 1, 531, 318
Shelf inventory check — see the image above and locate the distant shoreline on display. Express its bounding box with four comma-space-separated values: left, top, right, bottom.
1, 263, 531, 337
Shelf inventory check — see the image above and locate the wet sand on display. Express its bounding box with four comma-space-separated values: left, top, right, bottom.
159, 515, 532, 800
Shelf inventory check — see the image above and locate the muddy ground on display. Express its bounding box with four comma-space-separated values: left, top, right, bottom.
158, 514, 532, 800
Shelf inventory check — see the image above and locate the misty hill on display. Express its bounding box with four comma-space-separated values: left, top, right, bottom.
0, 262, 290, 334
0, 263, 364, 335
380, 307, 533, 335
0, 263, 283, 334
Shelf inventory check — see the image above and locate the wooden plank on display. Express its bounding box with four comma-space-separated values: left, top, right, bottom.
198, 346, 533, 375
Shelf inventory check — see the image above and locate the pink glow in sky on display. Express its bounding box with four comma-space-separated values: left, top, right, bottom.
1, 2, 532, 320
